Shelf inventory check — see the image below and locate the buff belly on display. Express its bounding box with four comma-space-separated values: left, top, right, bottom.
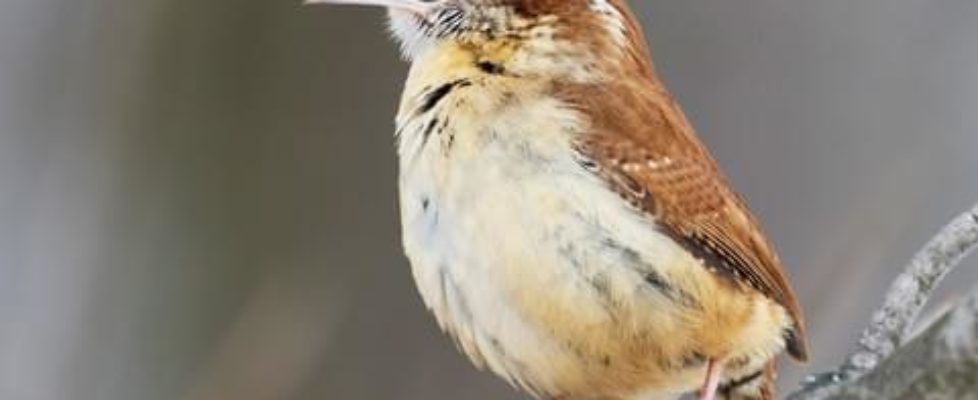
394, 59, 791, 399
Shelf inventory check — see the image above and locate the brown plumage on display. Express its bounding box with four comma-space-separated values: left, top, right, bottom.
566, 85, 809, 362
556, 0, 809, 362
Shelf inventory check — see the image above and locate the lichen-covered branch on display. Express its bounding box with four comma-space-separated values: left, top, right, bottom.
844, 203, 978, 372
789, 202, 978, 399
791, 285, 978, 400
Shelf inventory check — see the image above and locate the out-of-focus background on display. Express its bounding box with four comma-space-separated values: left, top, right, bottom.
1, 0, 977, 399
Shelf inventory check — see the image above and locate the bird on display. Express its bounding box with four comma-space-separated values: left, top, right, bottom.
309, 1, 808, 399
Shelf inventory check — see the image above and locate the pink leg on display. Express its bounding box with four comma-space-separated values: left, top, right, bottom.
698, 359, 724, 400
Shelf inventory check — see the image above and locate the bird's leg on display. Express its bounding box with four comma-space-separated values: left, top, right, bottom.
698, 359, 724, 400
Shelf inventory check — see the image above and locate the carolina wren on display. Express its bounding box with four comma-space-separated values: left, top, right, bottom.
311, 1, 808, 399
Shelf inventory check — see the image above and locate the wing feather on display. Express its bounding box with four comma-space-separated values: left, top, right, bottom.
563, 80, 809, 361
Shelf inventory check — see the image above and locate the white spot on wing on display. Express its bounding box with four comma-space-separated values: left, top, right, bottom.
589, 0, 628, 48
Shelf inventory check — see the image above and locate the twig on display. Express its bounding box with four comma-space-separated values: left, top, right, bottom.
790, 202, 978, 399
844, 202, 978, 371
795, 285, 978, 399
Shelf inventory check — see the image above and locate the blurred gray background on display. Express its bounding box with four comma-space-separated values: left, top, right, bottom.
1, 0, 977, 399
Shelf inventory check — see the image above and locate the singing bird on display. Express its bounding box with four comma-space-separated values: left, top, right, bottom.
312, 1, 808, 399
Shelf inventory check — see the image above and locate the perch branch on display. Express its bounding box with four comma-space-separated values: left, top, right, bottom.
843, 202, 978, 372
791, 285, 978, 399
789, 201, 978, 399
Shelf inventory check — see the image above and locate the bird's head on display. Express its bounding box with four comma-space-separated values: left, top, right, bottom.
310, 0, 654, 80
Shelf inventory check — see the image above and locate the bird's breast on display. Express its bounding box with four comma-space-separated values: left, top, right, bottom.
393, 66, 790, 399
395, 72, 666, 394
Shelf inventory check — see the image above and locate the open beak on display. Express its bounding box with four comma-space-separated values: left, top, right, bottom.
304, 0, 435, 15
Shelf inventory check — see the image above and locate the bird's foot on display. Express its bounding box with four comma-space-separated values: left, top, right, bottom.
698, 359, 724, 400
